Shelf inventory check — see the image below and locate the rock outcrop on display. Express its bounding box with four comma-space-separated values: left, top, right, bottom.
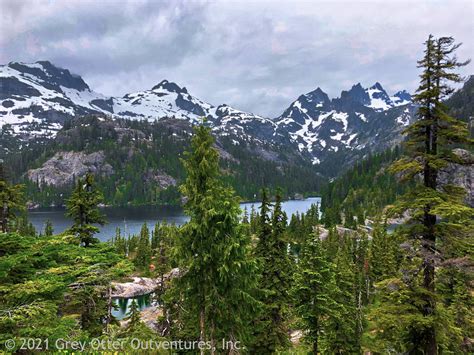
438, 149, 474, 207
111, 277, 158, 298
143, 169, 177, 189
111, 268, 180, 298
27, 150, 113, 187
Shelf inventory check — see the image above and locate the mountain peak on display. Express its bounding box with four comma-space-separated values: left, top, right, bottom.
304, 87, 330, 104
340, 83, 370, 105
392, 90, 411, 105
370, 82, 385, 91
7, 60, 90, 91
151, 80, 187, 94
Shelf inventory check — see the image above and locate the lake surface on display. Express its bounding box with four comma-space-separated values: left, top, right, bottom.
112, 293, 156, 320
28, 197, 321, 241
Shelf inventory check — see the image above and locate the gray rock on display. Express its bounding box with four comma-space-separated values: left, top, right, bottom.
27, 150, 114, 187
111, 277, 158, 298
438, 149, 474, 207
143, 169, 177, 189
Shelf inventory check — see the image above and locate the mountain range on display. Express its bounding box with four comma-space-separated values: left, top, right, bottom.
0, 60, 419, 174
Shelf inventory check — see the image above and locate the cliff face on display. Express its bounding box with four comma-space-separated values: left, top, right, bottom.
438, 149, 474, 207
27, 151, 114, 187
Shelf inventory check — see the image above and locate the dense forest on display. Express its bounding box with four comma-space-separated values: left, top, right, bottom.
1, 116, 324, 207
0, 36, 473, 354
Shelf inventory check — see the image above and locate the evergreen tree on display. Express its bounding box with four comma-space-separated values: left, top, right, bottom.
124, 300, 143, 334
66, 173, 106, 247
249, 204, 259, 235
325, 235, 359, 354
134, 223, 151, 269
389, 36, 472, 353
369, 218, 398, 284
44, 219, 54, 236
293, 226, 339, 354
0, 161, 25, 233
170, 124, 258, 350
251, 189, 291, 353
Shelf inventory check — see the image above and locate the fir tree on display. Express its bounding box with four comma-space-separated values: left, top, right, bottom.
293, 226, 339, 354
389, 36, 472, 353
251, 189, 291, 353
124, 300, 143, 334
369, 218, 398, 284
0, 161, 25, 233
44, 219, 54, 236
325, 234, 359, 354
134, 222, 151, 269
171, 124, 258, 350
66, 173, 106, 247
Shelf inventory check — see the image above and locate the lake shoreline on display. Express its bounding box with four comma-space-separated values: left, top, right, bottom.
28, 197, 322, 241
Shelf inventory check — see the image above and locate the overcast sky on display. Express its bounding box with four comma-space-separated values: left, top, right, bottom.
1, 0, 473, 117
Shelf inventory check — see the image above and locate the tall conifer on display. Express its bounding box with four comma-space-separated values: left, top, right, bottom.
172, 124, 258, 351
66, 173, 106, 247
389, 35, 472, 353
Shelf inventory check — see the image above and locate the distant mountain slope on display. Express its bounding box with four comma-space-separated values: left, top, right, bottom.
10, 115, 324, 207
273, 82, 416, 172
445, 75, 474, 135
0, 61, 280, 144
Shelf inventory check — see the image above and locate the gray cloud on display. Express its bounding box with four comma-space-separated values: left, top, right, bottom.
1, 0, 473, 117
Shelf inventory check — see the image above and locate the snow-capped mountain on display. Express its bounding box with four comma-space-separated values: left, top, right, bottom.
274, 83, 415, 169
0, 61, 278, 144
0, 61, 112, 136
112, 79, 214, 123
0, 60, 417, 176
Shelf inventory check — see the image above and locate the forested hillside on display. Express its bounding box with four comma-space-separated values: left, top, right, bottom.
320, 146, 407, 226
3, 115, 324, 207
320, 75, 474, 226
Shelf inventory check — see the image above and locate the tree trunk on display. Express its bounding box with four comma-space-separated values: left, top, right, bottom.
421, 57, 438, 355
313, 340, 318, 354
200, 307, 206, 355
210, 319, 216, 355
106, 285, 112, 333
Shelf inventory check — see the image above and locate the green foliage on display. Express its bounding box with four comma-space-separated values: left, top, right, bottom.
0, 232, 125, 347
369, 35, 474, 354
369, 218, 399, 284
44, 219, 54, 236
324, 234, 360, 354
168, 124, 259, 349
134, 223, 151, 270
0, 162, 25, 233
123, 300, 143, 335
251, 189, 293, 353
320, 146, 407, 226
292, 226, 339, 354
66, 173, 106, 247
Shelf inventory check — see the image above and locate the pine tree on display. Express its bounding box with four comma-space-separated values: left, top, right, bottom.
134, 222, 151, 269
124, 299, 143, 334
170, 124, 258, 350
389, 36, 472, 353
293, 226, 339, 354
151, 222, 160, 251
251, 189, 291, 353
369, 218, 398, 284
325, 234, 359, 354
66, 173, 106, 247
0, 161, 25, 233
44, 219, 54, 236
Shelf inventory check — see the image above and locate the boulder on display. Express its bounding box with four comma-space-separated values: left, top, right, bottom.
111, 277, 158, 298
